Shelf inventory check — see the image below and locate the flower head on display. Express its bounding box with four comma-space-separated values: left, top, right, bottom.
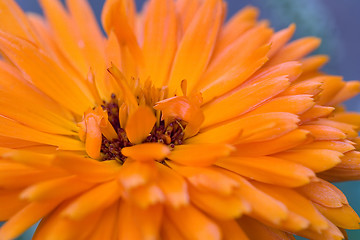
0, 0, 359, 239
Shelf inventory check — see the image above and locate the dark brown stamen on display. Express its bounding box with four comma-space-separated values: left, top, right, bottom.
100, 94, 186, 164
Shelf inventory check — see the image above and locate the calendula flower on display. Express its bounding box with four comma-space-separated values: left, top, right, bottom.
0, 0, 359, 239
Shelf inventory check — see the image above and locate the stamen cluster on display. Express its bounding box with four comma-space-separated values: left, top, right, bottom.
100, 94, 186, 164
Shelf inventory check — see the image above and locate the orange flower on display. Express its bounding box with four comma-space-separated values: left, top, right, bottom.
0, 0, 359, 239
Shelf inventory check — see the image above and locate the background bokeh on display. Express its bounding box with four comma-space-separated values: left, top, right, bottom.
11, 0, 360, 239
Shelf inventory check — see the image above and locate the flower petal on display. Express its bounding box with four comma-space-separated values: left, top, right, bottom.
166, 205, 221, 240
62, 180, 122, 220
0, 199, 61, 240
167, 143, 234, 166
141, 0, 178, 87
201, 76, 290, 127
121, 143, 170, 162
125, 106, 156, 144
216, 156, 315, 187
167, 0, 223, 95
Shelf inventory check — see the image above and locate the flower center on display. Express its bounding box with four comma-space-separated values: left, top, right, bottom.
100, 94, 186, 164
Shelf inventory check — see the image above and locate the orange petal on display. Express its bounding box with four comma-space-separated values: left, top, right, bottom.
167, 0, 223, 95
161, 216, 185, 240
238, 216, 296, 240
39, 0, 90, 74
214, 6, 258, 55
267, 37, 321, 67
101, 0, 143, 66
315, 203, 360, 229
154, 95, 205, 138
301, 55, 329, 74
199, 44, 271, 103
87, 203, 118, 240
121, 143, 170, 162
280, 78, 323, 96
53, 153, 121, 183
0, 189, 27, 221
222, 171, 288, 225
273, 149, 343, 172
165, 204, 221, 240
253, 182, 329, 233
0, 116, 84, 151
328, 80, 360, 106
167, 143, 234, 167
62, 180, 122, 220
216, 156, 315, 187
300, 125, 346, 141
202, 76, 290, 128
167, 162, 239, 196
131, 203, 163, 240
84, 115, 102, 159
118, 159, 157, 190
244, 94, 314, 117
0, 199, 61, 240
0, 30, 94, 115
331, 112, 360, 127
66, 0, 108, 99
267, 24, 296, 57
191, 112, 299, 144
297, 179, 347, 208
127, 184, 165, 208
216, 220, 250, 240
141, 0, 178, 87
156, 162, 189, 208
0, 162, 67, 189
125, 106, 156, 144
309, 119, 358, 139
197, 22, 272, 95
20, 175, 92, 201
249, 61, 302, 84
234, 129, 310, 156
33, 202, 102, 240
296, 140, 355, 153
189, 185, 248, 220
0, 0, 41, 44
0, 60, 77, 135
300, 105, 335, 123
319, 151, 360, 181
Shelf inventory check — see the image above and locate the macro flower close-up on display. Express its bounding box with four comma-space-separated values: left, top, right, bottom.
0, 0, 360, 239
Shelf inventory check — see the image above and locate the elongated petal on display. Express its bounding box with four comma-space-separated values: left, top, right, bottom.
266, 37, 321, 67
141, 0, 178, 87
0, 189, 27, 221
297, 180, 347, 208
0, 31, 94, 115
216, 156, 315, 187
166, 204, 221, 240
20, 175, 92, 201
189, 185, 248, 220
122, 143, 170, 162
156, 162, 189, 208
62, 180, 122, 220
125, 106, 156, 144
234, 129, 310, 156
253, 182, 329, 232
273, 149, 343, 172
167, 0, 223, 95
202, 76, 290, 128
315, 203, 360, 229
0, 116, 84, 151
167, 143, 234, 166
53, 154, 122, 183
0, 200, 61, 240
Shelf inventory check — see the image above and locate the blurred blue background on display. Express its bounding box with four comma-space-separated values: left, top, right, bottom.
12, 0, 360, 239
